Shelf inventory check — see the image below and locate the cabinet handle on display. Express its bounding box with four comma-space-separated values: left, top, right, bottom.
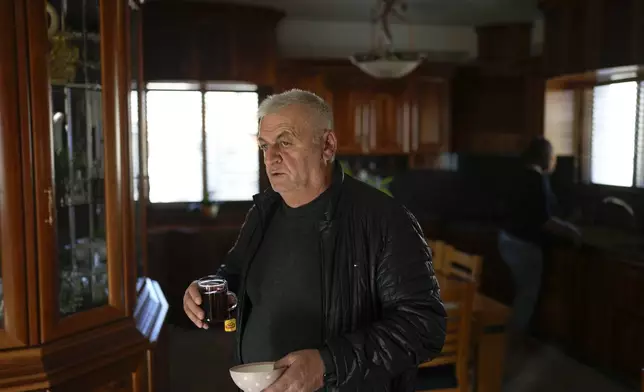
44, 188, 54, 225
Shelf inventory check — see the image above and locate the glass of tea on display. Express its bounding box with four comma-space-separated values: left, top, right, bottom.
197, 275, 238, 325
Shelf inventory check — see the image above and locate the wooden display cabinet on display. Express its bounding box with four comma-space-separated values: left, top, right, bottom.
0, 0, 165, 390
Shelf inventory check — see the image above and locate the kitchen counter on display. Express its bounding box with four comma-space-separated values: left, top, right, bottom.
580, 225, 644, 266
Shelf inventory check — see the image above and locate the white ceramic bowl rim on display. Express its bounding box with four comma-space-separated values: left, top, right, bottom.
230, 361, 277, 374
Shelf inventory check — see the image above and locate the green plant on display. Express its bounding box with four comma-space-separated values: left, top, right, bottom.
340, 160, 394, 197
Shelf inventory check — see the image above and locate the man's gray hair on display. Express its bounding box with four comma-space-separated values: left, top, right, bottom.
257, 89, 333, 141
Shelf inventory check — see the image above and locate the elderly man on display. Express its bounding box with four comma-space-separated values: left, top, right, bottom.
183, 89, 446, 391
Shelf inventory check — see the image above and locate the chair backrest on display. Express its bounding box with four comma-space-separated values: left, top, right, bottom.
443, 245, 483, 285
419, 278, 476, 392
427, 239, 446, 274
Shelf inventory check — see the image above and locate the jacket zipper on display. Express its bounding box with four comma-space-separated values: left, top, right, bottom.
319, 219, 330, 392
236, 206, 266, 364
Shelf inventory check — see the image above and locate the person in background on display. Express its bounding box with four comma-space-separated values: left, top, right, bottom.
498, 136, 581, 352
183, 89, 446, 391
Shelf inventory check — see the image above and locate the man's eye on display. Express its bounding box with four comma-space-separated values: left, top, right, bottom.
280, 141, 291, 147
259, 144, 267, 151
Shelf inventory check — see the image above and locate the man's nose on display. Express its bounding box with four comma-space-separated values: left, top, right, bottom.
265, 144, 281, 164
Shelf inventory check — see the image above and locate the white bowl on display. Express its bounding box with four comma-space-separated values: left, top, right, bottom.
229, 362, 284, 392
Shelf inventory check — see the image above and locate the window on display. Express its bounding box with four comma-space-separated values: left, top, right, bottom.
588, 81, 644, 188
145, 83, 260, 203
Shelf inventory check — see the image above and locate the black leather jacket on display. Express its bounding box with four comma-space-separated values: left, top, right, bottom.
217, 164, 446, 391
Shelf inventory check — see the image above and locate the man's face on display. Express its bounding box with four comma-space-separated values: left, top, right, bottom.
257, 106, 328, 195
547, 150, 557, 174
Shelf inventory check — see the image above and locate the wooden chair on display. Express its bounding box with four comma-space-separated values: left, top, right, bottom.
427, 239, 446, 274
416, 278, 476, 392
443, 245, 483, 285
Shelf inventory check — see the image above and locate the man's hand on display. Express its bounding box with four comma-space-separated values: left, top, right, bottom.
183, 281, 207, 329
263, 349, 325, 392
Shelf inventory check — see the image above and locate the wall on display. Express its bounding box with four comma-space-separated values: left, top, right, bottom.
276, 18, 544, 60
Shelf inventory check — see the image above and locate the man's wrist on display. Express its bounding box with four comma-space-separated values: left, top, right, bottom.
319, 346, 336, 386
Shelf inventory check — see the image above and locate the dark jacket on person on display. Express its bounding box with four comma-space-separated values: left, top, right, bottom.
503, 165, 558, 245
217, 163, 447, 391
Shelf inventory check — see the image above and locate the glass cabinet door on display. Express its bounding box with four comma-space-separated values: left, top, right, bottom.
29, 0, 128, 342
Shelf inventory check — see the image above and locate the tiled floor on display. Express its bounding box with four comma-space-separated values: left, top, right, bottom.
159, 325, 637, 392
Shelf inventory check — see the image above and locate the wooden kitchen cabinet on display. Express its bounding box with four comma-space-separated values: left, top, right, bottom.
0, 0, 166, 390
277, 61, 451, 156
345, 79, 448, 155
535, 243, 644, 382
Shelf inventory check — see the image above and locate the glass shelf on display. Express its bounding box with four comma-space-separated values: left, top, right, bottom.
49, 0, 108, 317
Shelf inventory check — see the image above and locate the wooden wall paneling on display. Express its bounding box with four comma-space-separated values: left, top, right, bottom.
142, 2, 283, 85
612, 309, 644, 380
231, 11, 281, 86
578, 251, 614, 369
476, 23, 532, 67
541, 6, 563, 76
542, 0, 644, 76
566, 1, 586, 74
525, 75, 545, 139
600, 0, 634, 69
635, 0, 644, 67
451, 67, 533, 153
196, 14, 232, 81
0, 0, 29, 349
610, 262, 644, 381
120, 0, 136, 317
141, 5, 189, 80
583, 0, 603, 72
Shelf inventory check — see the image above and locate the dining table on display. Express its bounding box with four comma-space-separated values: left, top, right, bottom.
436, 273, 511, 392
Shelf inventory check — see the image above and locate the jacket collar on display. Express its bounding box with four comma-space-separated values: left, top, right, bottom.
252, 161, 345, 225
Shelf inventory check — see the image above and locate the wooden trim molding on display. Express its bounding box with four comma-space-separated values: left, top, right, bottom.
13, 0, 41, 347
0, 278, 167, 391
0, 0, 29, 349
119, 0, 137, 318
0, 319, 146, 391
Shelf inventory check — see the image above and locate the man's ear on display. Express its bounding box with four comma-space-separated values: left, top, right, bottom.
322, 130, 337, 163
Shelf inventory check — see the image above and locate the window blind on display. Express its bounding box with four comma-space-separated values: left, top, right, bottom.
147, 90, 204, 203
204, 91, 259, 202
145, 86, 260, 203
590, 81, 638, 187
636, 82, 644, 188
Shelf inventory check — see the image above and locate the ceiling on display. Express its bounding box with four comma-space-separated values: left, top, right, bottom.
205, 0, 541, 25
